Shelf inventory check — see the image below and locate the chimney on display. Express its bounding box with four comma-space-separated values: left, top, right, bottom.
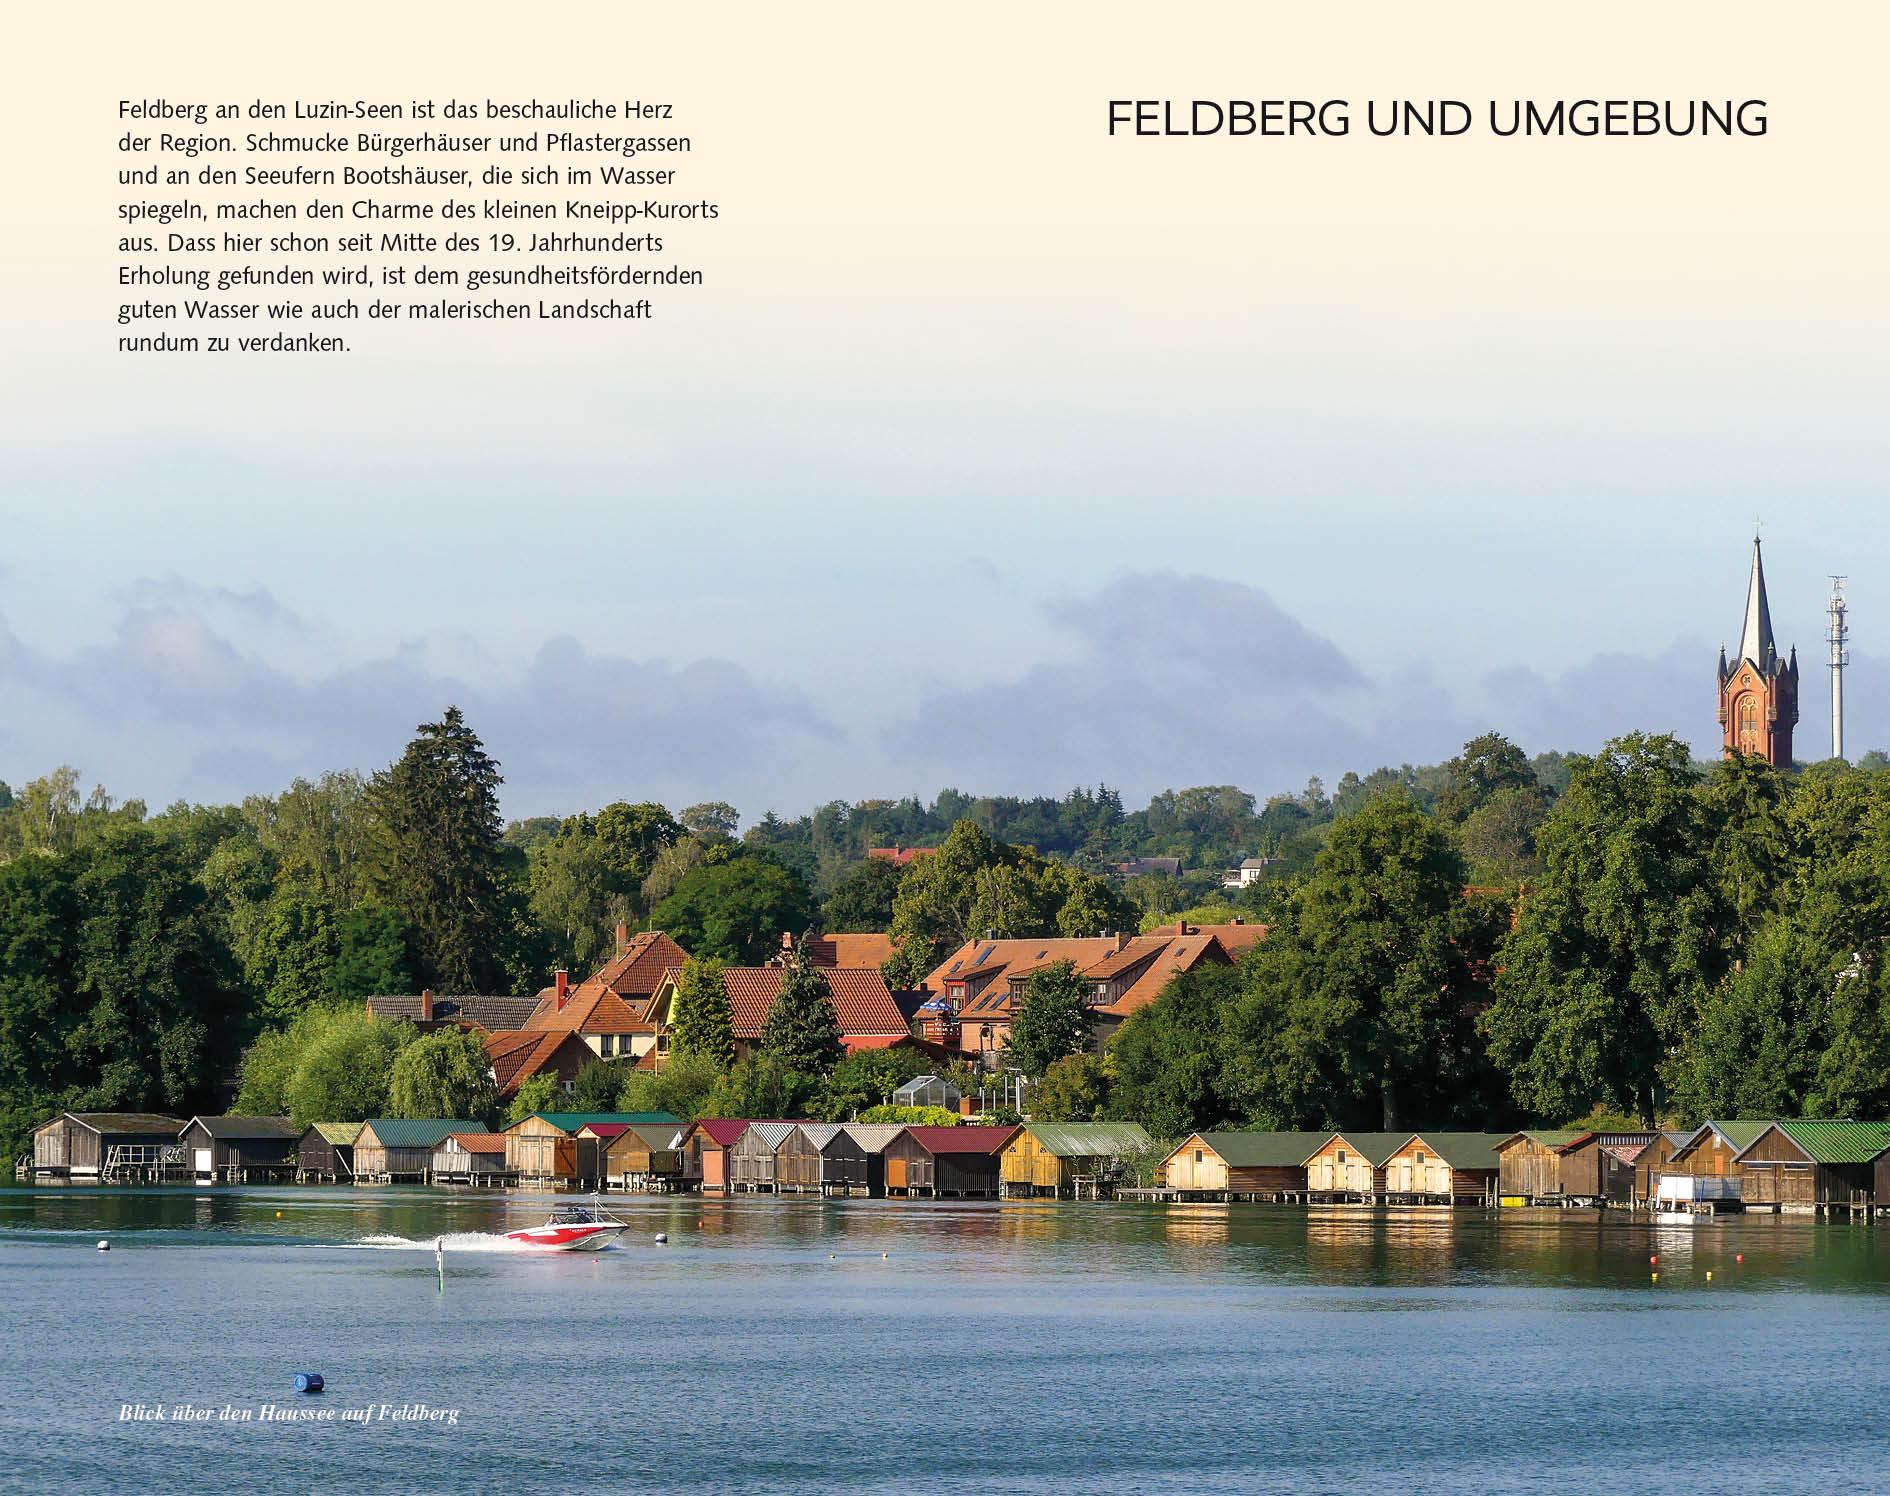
1180, 922, 1196, 937
555, 969, 569, 1010
420, 988, 434, 1022
615, 921, 629, 955
1114, 931, 1128, 951
1233, 916, 1244, 925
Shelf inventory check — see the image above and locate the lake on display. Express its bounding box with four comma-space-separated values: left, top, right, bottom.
2, 1187, 1887, 1494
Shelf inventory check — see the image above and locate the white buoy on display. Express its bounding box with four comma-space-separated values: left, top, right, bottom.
96, 1240, 110, 1252
654, 1232, 668, 1244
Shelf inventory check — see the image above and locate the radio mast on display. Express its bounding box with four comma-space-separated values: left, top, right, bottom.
1828, 576, 1849, 760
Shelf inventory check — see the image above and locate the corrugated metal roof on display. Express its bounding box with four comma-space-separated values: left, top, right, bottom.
1750, 1121, 1890, 1165
794, 1122, 842, 1150
836, 1123, 905, 1153
306, 1122, 363, 1145
360, 1118, 477, 1148
1019, 1122, 1152, 1157
1403, 1132, 1510, 1170
1682, 1120, 1778, 1154
743, 1122, 800, 1151
1174, 1131, 1334, 1168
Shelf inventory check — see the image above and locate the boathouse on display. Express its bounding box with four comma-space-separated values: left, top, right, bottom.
1668, 1121, 1775, 1178
354, 1119, 473, 1183
728, 1122, 799, 1192
777, 1123, 840, 1194
822, 1122, 905, 1196
296, 1122, 362, 1182
679, 1118, 751, 1192
1303, 1132, 1410, 1200
1000, 1122, 1152, 1198
179, 1116, 300, 1183
31, 1112, 183, 1180
1383, 1133, 1505, 1204
1157, 1132, 1329, 1199
1730, 1122, 1890, 1213
883, 1125, 1018, 1197
433, 1132, 510, 1185
1554, 1132, 1655, 1205
1632, 1130, 1694, 1205
1494, 1131, 1583, 1202
601, 1123, 683, 1191
506, 1112, 682, 1187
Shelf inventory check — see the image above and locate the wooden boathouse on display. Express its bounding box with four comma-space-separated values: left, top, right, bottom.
883, 1125, 1018, 1197
1382, 1133, 1506, 1204
679, 1119, 751, 1193
1000, 1122, 1151, 1198
179, 1116, 300, 1183
432, 1132, 510, 1185
1155, 1132, 1330, 1200
776, 1123, 840, 1194
601, 1124, 684, 1191
1494, 1131, 1583, 1203
821, 1122, 905, 1197
297, 1122, 361, 1182
1555, 1132, 1654, 1206
1730, 1122, 1890, 1215
507, 1112, 682, 1188
1631, 1130, 1694, 1205
354, 1119, 474, 1183
1304, 1132, 1410, 1201
31, 1112, 183, 1181
1668, 1121, 1774, 1180
728, 1122, 800, 1192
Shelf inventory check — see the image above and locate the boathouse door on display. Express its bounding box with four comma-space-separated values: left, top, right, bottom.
194, 1147, 213, 1178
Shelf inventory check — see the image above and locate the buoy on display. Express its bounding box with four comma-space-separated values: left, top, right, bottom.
655, 1233, 668, 1244
96, 1240, 110, 1252
882, 1252, 888, 1259
1736, 1253, 1744, 1263
1651, 1272, 1659, 1282
276, 1211, 283, 1219
1649, 1254, 1658, 1265
293, 1373, 324, 1394
1706, 1270, 1713, 1281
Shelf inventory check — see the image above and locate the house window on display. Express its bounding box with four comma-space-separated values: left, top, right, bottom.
599, 1034, 615, 1056
1337, 1150, 1347, 1164
1194, 1150, 1203, 1165
1415, 1152, 1425, 1165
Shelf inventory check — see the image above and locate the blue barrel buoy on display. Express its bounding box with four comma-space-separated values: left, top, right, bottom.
293, 1373, 324, 1394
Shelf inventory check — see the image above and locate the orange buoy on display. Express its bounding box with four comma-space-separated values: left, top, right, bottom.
1735, 1253, 1744, 1263
1649, 1254, 1658, 1265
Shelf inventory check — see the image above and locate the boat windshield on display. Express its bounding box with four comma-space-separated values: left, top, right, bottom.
549, 1204, 611, 1224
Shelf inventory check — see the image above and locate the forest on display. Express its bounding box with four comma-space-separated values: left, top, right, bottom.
1, 705, 1887, 1163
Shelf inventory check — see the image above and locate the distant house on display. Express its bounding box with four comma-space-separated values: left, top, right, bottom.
31, 1112, 183, 1180
432, 1132, 509, 1185
1000, 1122, 1151, 1197
1115, 857, 1181, 879
179, 1115, 300, 1183
883, 1125, 1019, 1197
777, 931, 899, 970
1158, 1131, 1331, 1198
354, 1119, 476, 1183
1304, 1132, 1411, 1199
364, 990, 541, 1034
1221, 856, 1273, 889
775, 1123, 840, 1195
645, 965, 911, 1066
296, 1122, 362, 1183
866, 846, 935, 866
484, 1029, 596, 1100
1383, 1133, 1507, 1204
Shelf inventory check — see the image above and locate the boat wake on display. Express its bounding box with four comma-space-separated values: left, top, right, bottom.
350, 1232, 533, 1253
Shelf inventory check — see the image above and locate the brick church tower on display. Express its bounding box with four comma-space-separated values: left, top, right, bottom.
1717, 535, 1798, 766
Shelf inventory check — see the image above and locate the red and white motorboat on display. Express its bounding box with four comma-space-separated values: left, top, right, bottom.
502, 1201, 627, 1251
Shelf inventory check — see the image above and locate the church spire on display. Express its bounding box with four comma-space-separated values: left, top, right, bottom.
1737, 532, 1777, 672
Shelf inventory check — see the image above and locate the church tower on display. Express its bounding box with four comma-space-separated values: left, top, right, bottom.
1717, 535, 1798, 765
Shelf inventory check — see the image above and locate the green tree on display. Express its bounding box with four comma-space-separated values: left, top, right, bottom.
651, 856, 815, 964
667, 956, 734, 1068
387, 1026, 495, 1120
239, 887, 340, 1022
568, 1058, 630, 1112
1435, 732, 1540, 825
243, 771, 373, 908
617, 1052, 721, 1121
701, 1054, 818, 1119
1033, 1051, 1109, 1121
1105, 962, 1241, 1137
329, 905, 414, 998
822, 857, 907, 932
1668, 922, 1828, 1120
814, 1046, 936, 1121
364, 707, 510, 991
282, 1008, 413, 1125
1482, 733, 1727, 1125
680, 801, 741, 840
527, 801, 683, 971
505, 1072, 563, 1127
1007, 960, 1094, 1078
761, 938, 843, 1074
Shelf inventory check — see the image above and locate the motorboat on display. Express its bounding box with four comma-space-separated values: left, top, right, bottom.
502, 1200, 627, 1251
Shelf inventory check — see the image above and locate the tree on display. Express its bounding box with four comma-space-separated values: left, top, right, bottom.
814, 1046, 936, 1121
1106, 962, 1241, 1138
527, 801, 682, 971
238, 887, 340, 1023
680, 801, 740, 841
282, 1008, 413, 1125
505, 1072, 563, 1127
667, 957, 734, 1068
701, 1054, 818, 1119
760, 938, 843, 1073
650, 856, 816, 963
1435, 732, 1540, 825
1668, 922, 1828, 1121
1033, 1052, 1108, 1121
387, 1026, 495, 1121
244, 771, 373, 908
569, 1058, 630, 1112
329, 906, 414, 998
1007, 960, 1094, 1079
1482, 733, 1727, 1125
617, 1052, 720, 1121
364, 707, 510, 991
822, 857, 907, 932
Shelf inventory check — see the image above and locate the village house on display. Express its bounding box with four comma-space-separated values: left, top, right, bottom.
178, 1115, 300, 1183
1304, 1132, 1411, 1200
30, 1112, 183, 1181
485, 1028, 597, 1100
363, 989, 541, 1034
353, 1119, 476, 1183
1158, 1131, 1330, 1200
1382, 1133, 1507, 1204
772, 930, 900, 970
644, 965, 912, 1066
296, 1122, 361, 1183
1000, 1122, 1152, 1198
882, 1125, 1019, 1197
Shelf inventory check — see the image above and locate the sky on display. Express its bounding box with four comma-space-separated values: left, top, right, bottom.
3, 3, 1886, 819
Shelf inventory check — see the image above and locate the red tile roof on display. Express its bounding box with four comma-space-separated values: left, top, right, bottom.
866, 846, 935, 865
720, 967, 908, 1042
526, 931, 690, 1029
485, 1029, 591, 1097
805, 932, 897, 969
903, 1125, 1019, 1156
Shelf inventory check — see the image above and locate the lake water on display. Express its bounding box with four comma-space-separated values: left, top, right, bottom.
2, 1187, 1887, 1494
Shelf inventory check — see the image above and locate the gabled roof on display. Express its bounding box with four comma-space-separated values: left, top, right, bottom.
903, 1125, 1018, 1156
55, 1112, 183, 1134
1401, 1131, 1510, 1170
1171, 1131, 1333, 1169
737, 1121, 801, 1151
1674, 1120, 1777, 1157
530, 1111, 682, 1134
1734, 1120, 1890, 1166
185, 1115, 299, 1140
836, 1123, 905, 1153
794, 1122, 842, 1150
803, 933, 897, 969
1096, 932, 1241, 1019
1494, 1129, 1585, 1152
1019, 1122, 1152, 1157
485, 1029, 592, 1097
579, 1122, 631, 1140
525, 931, 692, 1031
360, 1119, 476, 1148
365, 994, 542, 1030
606, 1122, 684, 1152
302, 1122, 364, 1146
444, 1132, 506, 1153
1312, 1131, 1414, 1166
924, 937, 1126, 998
685, 1119, 754, 1149
720, 967, 908, 1041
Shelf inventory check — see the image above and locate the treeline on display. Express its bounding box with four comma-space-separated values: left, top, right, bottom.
1090, 734, 1890, 1139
